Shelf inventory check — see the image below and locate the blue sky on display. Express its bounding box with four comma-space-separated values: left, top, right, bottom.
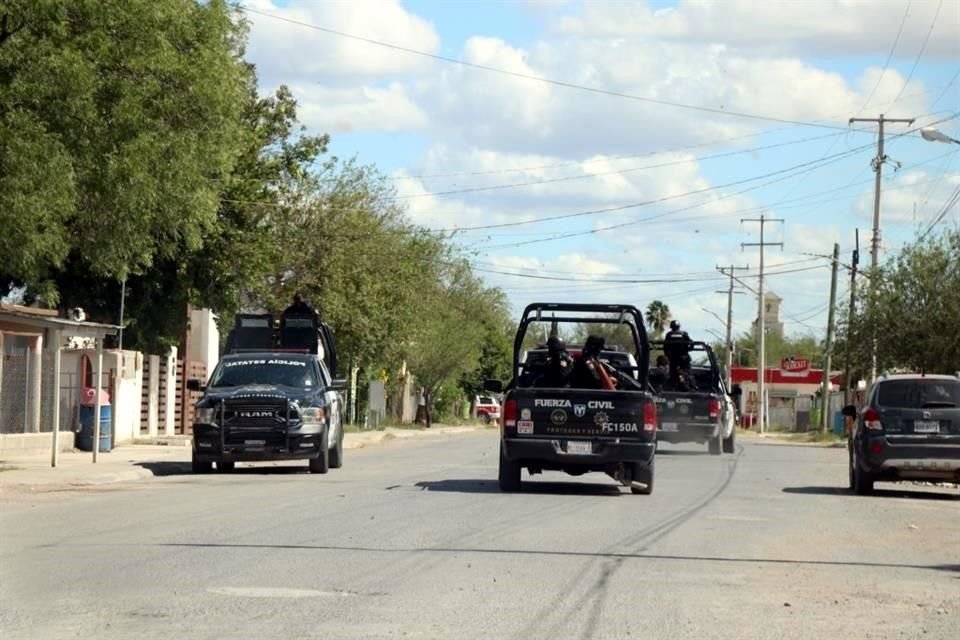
243, 0, 960, 343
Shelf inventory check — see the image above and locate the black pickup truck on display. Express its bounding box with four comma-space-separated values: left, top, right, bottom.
485, 303, 658, 494
649, 340, 736, 455
188, 312, 346, 474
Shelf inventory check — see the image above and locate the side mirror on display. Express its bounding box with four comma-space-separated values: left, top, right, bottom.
187, 378, 205, 393
331, 378, 348, 391
483, 379, 504, 394
731, 384, 742, 397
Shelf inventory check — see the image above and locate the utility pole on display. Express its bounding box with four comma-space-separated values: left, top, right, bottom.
848, 114, 914, 382
741, 214, 784, 435
716, 265, 749, 391
820, 243, 840, 433
842, 230, 860, 406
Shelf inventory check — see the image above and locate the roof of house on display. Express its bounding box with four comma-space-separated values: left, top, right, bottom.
0, 304, 119, 338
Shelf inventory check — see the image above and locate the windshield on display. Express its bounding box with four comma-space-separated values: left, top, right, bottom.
877, 379, 960, 408
208, 357, 320, 389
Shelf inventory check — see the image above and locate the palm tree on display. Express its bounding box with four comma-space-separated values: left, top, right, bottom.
645, 300, 671, 339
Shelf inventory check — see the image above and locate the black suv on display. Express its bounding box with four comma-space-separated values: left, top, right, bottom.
848, 374, 960, 494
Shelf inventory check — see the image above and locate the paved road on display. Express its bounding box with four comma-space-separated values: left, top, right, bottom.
1, 431, 958, 639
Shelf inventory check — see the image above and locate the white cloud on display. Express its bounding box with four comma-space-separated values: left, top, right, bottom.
244, 0, 440, 82
290, 83, 428, 133
854, 170, 960, 225
557, 0, 960, 59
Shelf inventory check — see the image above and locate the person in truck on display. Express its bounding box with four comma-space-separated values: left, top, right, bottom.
649, 355, 669, 391
534, 335, 574, 388
663, 320, 692, 388
284, 293, 317, 317
570, 335, 618, 390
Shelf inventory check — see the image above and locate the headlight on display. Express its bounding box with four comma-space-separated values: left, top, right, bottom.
300, 407, 326, 423
195, 407, 217, 424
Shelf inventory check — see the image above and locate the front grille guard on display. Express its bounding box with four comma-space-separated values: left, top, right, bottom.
219, 398, 297, 452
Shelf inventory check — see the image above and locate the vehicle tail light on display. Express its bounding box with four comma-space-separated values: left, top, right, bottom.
503, 399, 517, 433
708, 399, 721, 419
643, 402, 657, 433
863, 408, 883, 430
871, 442, 884, 454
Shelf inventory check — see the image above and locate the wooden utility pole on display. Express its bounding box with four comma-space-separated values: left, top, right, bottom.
848, 114, 914, 382
842, 230, 860, 405
716, 265, 749, 391
741, 214, 783, 435
820, 243, 840, 432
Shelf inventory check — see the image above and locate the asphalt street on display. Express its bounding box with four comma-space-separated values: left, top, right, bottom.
1, 431, 958, 640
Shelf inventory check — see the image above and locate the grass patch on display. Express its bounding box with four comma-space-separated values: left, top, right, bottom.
770, 430, 846, 443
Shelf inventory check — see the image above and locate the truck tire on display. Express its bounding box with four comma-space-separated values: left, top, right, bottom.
498, 442, 522, 491
708, 435, 722, 455
851, 450, 874, 495
310, 444, 330, 474
722, 428, 736, 454
631, 459, 654, 495
480, 413, 491, 425
192, 456, 212, 474
217, 461, 235, 473
329, 430, 344, 469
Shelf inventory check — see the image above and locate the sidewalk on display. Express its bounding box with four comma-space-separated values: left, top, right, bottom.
0, 424, 487, 493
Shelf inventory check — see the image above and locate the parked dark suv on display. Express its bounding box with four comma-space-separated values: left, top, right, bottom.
848, 374, 960, 495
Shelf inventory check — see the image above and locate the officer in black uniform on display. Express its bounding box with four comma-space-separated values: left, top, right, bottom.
649, 355, 669, 392
663, 320, 692, 388
535, 335, 573, 388
284, 293, 316, 316
570, 335, 608, 389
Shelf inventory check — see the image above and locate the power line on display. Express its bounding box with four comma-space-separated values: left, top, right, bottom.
890, 0, 944, 107
389, 132, 851, 200
918, 182, 960, 239
239, 5, 872, 132
438, 142, 874, 234
859, 0, 913, 111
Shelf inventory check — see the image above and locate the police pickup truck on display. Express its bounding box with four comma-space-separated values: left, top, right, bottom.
187, 312, 346, 474
485, 303, 658, 494
649, 340, 736, 455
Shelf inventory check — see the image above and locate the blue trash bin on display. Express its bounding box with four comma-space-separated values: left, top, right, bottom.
832, 411, 845, 435
77, 405, 112, 452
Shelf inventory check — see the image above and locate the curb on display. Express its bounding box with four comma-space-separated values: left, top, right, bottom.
0, 424, 490, 492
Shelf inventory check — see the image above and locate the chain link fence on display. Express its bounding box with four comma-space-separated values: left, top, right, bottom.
2, 337, 85, 435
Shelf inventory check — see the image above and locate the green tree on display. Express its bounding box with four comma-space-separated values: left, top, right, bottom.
571, 322, 637, 350
840, 227, 960, 376
645, 300, 671, 338
0, 1, 249, 301
404, 261, 498, 427
459, 290, 514, 399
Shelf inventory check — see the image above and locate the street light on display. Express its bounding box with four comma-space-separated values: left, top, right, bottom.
701, 307, 726, 328
921, 127, 960, 145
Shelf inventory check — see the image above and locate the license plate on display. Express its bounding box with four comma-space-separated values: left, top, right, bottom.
244, 439, 266, 447
661, 422, 679, 432
914, 421, 940, 433
566, 441, 592, 455
517, 420, 534, 434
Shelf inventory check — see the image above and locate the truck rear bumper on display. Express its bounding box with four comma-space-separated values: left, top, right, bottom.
503, 437, 655, 466
657, 422, 719, 444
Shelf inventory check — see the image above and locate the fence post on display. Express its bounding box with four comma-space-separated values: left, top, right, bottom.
162, 347, 177, 437
30, 334, 43, 433
148, 355, 160, 437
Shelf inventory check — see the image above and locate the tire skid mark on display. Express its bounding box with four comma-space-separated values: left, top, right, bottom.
519, 446, 744, 640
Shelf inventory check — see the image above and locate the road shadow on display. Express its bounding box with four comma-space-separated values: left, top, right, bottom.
783, 485, 960, 501
135, 462, 310, 477
655, 449, 710, 457
61, 541, 960, 576
414, 478, 623, 496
